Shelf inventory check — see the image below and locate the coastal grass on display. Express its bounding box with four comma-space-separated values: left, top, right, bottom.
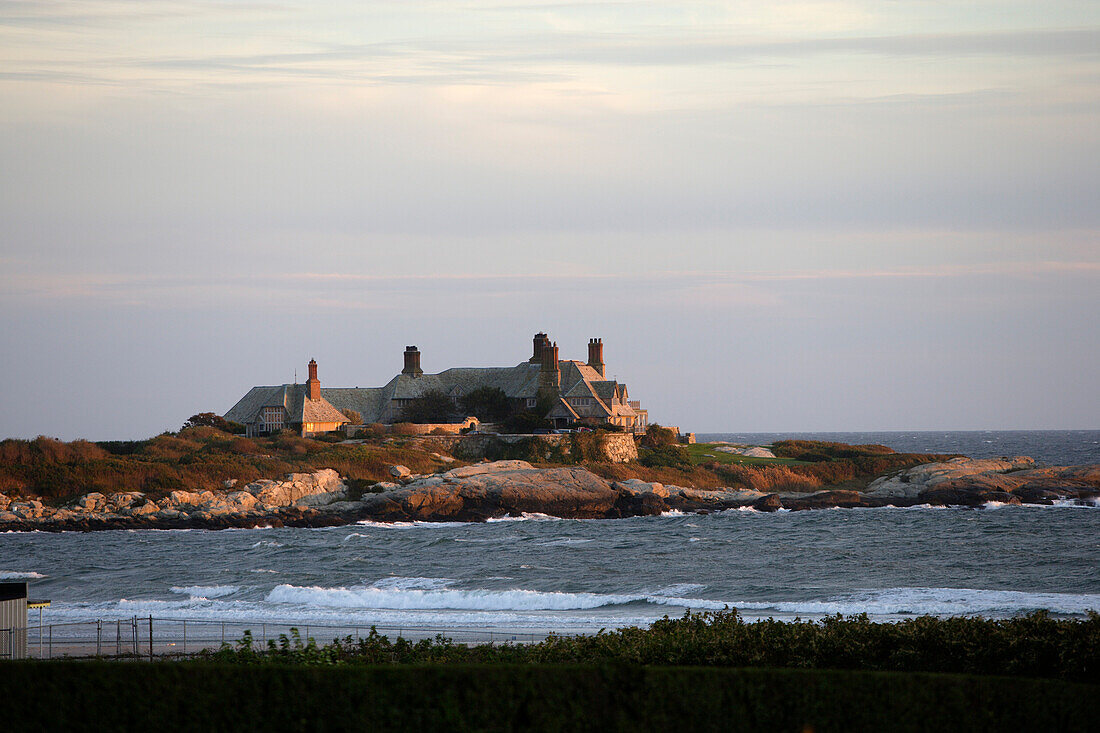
5, 661, 1095, 732
0, 430, 451, 504
682, 442, 806, 466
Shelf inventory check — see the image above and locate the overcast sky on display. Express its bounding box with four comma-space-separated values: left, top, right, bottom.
1, 1, 1097, 439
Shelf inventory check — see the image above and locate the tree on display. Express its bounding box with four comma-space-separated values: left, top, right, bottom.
339, 409, 363, 425
182, 412, 244, 434
400, 390, 455, 424
459, 387, 512, 421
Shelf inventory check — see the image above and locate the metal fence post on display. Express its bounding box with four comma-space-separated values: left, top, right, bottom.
48, 625, 52, 659
221, 622, 225, 647
182, 620, 187, 654
96, 620, 102, 656
116, 619, 121, 656
149, 616, 154, 661
132, 617, 138, 655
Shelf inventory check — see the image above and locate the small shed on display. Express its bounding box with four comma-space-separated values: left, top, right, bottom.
0, 582, 28, 659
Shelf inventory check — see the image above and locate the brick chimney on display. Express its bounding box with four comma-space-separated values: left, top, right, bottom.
587, 338, 605, 378
307, 359, 321, 400
530, 332, 551, 363
538, 341, 560, 400
402, 346, 423, 377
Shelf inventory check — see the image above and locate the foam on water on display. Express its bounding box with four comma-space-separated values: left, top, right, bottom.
0, 570, 46, 579
170, 585, 241, 599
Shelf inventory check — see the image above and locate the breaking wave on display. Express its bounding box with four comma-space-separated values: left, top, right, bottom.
170, 585, 240, 599
0, 570, 47, 579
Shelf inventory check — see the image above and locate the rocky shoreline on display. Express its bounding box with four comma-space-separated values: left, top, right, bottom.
2, 457, 1097, 532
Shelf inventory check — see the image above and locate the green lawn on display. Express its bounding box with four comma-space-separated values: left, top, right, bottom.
683, 442, 807, 466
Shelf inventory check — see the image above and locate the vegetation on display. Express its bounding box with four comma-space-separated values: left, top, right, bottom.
458, 386, 512, 422
181, 412, 244, 434
339, 409, 363, 425
0, 431, 960, 507
0, 430, 446, 504
400, 390, 456, 424
200, 609, 1100, 682
638, 445, 693, 471
638, 424, 678, 449
8, 659, 1095, 732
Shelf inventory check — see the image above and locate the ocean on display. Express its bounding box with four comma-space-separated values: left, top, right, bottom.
3, 431, 1098, 639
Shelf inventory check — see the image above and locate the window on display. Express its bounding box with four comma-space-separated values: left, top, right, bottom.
526, 399, 536, 408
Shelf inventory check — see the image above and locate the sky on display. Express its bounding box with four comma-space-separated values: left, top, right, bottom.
0, 0, 1097, 440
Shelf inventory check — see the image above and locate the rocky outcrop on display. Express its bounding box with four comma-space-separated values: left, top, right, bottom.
865, 457, 1099, 506
2, 457, 1098, 532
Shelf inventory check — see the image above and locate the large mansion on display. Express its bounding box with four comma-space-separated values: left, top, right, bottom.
225, 333, 649, 437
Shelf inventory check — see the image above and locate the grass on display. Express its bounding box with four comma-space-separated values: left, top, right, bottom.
682, 442, 807, 467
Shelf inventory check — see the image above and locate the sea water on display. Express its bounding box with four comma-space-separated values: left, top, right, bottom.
3, 431, 1098, 633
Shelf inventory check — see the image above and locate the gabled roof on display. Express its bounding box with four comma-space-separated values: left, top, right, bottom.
547, 397, 580, 420
225, 384, 348, 426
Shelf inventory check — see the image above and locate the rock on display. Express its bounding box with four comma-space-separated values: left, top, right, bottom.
752, 494, 782, 512
441, 460, 534, 479
714, 446, 777, 459
167, 490, 203, 506
782, 490, 878, 510
223, 479, 238, 489
865, 457, 1038, 500
77, 492, 106, 511
389, 465, 412, 479
226, 491, 258, 509
361, 465, 618, 522
430, 452, 456, 463
248, 469, 346, 507
130, 501, 159, 516
10, 500, 45, 519
0, 493, 9, 511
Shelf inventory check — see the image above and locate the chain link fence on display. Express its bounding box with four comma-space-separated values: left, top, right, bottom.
10, 617, 575, 659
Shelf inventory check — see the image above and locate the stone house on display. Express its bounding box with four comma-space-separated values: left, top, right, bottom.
321, 333, 649, 432
225, 360, 349, 437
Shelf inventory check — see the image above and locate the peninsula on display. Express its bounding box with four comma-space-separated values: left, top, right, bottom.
1, 429, 1097, 532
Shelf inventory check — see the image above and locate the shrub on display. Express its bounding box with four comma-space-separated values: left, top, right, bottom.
391, 423, 419, 437
459, 387, 512, 421
400, 390, 455, 424
360, 423, 386, 438
501, 411, 551, 434
182, 413, 244, 434
429, 427, 450, 436
639, 424, 678, 449
339, 409, 363, 425
639, 446, 693, 471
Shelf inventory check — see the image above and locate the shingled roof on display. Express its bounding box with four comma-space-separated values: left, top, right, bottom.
225, 384, 348, 426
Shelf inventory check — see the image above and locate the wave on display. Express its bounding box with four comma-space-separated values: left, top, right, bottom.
355, 520, 469, 528
264, 580, 721, 612
263, 582, 1100, 618
170, 585, 241, 599
726, 587, 1100, 617
250, 540, 283, 548
0, 570, 46, 579
486, 513, 562, 523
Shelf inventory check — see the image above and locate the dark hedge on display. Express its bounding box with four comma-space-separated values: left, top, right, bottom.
4, 661, 1096, 732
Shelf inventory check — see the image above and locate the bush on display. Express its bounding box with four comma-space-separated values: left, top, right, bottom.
391, 423, 419, 437
339, 409, 362, 425
639, 446, 693, 470
400, 390, 455, 424
459, 387, 512, 422
639, 424, 678, 449
501, 411, 552, 434
182, 413, 244, 434
359, 423, 386, 438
